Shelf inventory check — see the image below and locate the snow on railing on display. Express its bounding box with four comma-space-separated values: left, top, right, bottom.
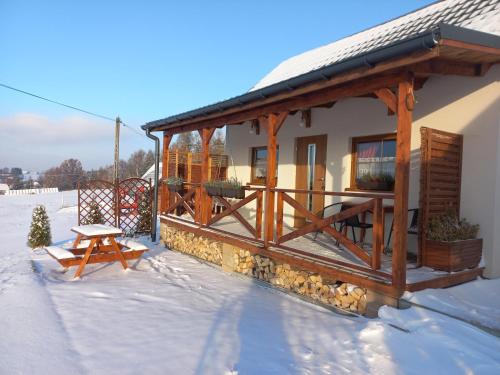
4, 188, 59, 196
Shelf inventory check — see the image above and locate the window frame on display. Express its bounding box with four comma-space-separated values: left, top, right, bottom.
349, 133, 397, 191
250, 145, 279, 185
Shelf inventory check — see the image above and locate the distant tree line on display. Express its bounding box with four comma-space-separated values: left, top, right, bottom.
39, 129, 225, 191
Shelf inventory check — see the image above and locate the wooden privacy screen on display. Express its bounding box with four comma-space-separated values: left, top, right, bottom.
419, 127, 463, 263
167, 151, 228, 183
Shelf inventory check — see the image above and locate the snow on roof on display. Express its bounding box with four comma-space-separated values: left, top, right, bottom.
252, 0, 500, 91
0, 184, 9, 191
141, 163, 162, 185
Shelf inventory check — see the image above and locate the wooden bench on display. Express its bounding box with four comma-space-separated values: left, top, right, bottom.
46, 239, 149, 270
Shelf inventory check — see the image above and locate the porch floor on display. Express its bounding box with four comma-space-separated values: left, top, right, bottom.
161, 214, 483, 292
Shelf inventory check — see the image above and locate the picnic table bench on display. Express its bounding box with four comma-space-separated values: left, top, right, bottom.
45, 224, 148, 278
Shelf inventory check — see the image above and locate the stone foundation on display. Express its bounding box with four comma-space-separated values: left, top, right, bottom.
161, 222, 367, 314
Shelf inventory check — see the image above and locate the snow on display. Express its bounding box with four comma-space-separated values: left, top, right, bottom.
71, 224, 123, 237
117, 238, 149, 251
404, 278, 500, 331
45, 245, 76, 260
252, 0, 500, 91
1, 191, 500, 374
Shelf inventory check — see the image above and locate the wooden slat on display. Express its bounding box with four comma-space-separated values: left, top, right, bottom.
419, 126, 463, 268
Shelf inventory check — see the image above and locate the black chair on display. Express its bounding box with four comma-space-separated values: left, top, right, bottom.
386, 208, 419, 249
313, 202, 373, 243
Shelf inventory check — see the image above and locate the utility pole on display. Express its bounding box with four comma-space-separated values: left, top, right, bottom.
114, 116, 121, 183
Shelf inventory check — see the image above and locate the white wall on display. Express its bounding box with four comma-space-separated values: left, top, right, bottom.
226, 65, 500, 277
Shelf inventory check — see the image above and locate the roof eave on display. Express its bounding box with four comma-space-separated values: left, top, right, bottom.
143, 24, 500, 132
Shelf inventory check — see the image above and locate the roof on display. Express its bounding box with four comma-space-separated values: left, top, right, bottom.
252, 0, 500, 90
141, 163, 162, 185
144, 0, 500, 131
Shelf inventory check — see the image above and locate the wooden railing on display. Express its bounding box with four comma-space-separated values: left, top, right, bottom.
274, 188, 393, 271
163, 183, 201, 222
207, 187, 264, 240
163, 183, 394, 273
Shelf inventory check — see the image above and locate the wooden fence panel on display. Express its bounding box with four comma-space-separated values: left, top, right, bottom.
419, 127, 463, 265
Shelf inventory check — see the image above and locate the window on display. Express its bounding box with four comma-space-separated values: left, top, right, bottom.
250, 146, 279, 185
350, 133, 396, 191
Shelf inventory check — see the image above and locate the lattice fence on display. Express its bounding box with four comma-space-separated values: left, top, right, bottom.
78, 180, 116, 226
118, 178, 152, 236
78, 178, 152, 236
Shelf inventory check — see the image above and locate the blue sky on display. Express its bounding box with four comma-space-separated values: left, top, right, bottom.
0, 0, 434, 171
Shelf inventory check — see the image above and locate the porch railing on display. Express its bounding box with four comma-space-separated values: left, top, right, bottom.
207, 187, 264, 240
162, 184, 394, 274
274, 188, 393, 271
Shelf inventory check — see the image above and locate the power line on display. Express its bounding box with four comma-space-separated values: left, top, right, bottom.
0, 82, 144, 136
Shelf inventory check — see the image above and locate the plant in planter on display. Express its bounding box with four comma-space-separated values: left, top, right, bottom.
221, 178, 245, 199
204, 180, 223, 197
164, 176, 184, 192
424, 209, 482, 272
356, 173, 395, 191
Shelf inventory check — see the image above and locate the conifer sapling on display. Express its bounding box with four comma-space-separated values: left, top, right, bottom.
28, 205, 52, 248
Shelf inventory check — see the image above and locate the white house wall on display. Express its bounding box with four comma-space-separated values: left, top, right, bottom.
226, 65, 500, 277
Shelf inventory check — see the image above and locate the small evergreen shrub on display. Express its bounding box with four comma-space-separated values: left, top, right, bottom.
136, 191, 152, 234
427, 209, 479, 241
27, 205, 52, 248
82, 201, 105, 225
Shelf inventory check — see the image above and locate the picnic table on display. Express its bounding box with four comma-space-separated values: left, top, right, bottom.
45, 224, 148, 278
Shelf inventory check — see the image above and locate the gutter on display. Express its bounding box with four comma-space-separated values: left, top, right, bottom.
143, 23, 500, 132
142, 28, 439, 131
145, 128, 160, 242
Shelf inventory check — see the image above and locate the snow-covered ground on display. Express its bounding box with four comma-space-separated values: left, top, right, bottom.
1, 191, 499, 374
404, 278, 500, 331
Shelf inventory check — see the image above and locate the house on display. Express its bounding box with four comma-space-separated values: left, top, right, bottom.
143, 0, 500, 312
0, 184, 9, 195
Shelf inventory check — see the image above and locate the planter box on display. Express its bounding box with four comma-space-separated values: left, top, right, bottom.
222, 187, 245, 199
205, 186, 221, 197
423, 238, 482, 272
355, 180, 394, 191
167, 183, 184, 193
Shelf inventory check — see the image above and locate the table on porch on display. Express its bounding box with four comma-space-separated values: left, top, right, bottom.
341, 200, 394, 251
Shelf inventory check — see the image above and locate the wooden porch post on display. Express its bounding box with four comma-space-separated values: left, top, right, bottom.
199, 128, 216, 225
161, 133, 172, 213
263, 112, 288, 247
392, 78, 414, 295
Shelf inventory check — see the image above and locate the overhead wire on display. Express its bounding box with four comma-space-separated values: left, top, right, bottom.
0, 82, 144, 136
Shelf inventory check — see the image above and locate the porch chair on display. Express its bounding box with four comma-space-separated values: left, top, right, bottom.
386, 208, 419, 250
313, 202, 373, 244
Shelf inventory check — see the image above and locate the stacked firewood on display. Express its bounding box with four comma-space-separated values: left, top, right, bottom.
162, 227, 223, 266
232, 251, 367, 313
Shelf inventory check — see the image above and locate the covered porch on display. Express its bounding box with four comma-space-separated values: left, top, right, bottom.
147, 29, 499, 300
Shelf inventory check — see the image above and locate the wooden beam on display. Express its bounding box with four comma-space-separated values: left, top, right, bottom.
300, 109, 312, 128
374, 88, 398, 114
200, 128, 216, 224
273, 111, 288, 136
439, 39, 500, 57
392, 78, 414, 296
162, 68, 428, 135
263, 113, 287, 247
250, 119, 260, 135
157, 49, 439, 134
412, 58, 489, 77
161, 133, 172, 213
160, 216, 399, 297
